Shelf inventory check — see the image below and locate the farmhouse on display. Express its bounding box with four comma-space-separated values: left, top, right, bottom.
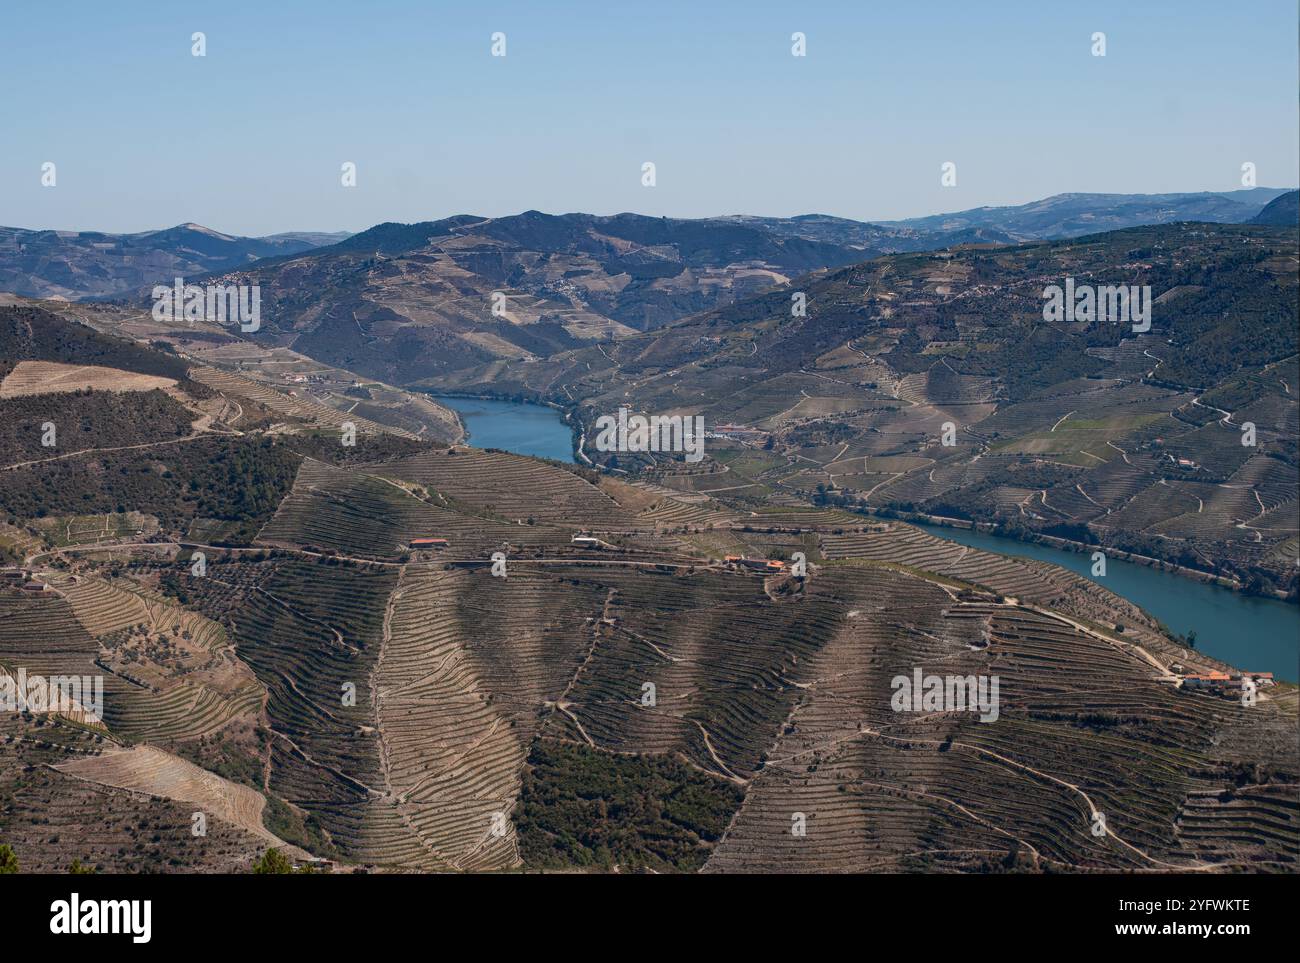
409, 538, 449, 549
725, 556, 789, 573
1183, 671, 1231, 692
571, 535, 601, 547
1181, 671, 1275, 699
297, 856, 341, 872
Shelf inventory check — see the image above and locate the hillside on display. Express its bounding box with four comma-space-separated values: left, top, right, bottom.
1, 436, 1293, 873
1251, 190, 1300, 227
0, 223, 348, 300
162, 211, 892, 386
428, 221, 1300, 595
0, 303, 461, 550
66, 194, 1282, 388
0, 303, 198, 383
0, 295, 462, 446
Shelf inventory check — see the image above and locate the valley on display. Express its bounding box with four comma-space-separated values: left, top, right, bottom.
0, 192, 1295, 878
0, 295, 1294, 874
4, 6, 1300, 948
428, 221, 1300, 601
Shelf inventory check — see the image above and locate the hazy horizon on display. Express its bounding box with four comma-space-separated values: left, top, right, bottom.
6, 183, 1298, 240
3, 0, 1297, 236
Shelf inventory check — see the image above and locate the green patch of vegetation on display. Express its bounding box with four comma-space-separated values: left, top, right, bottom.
516, 740, 743, 872
1058, 412, 1166, 432
171, 733, 265, 790
263, 795, 340, 861
250, 847, 319, 874
1198, 377, 1266, 413
0, 436, 301, 544
921, 341, 971, 357
0, 389, 193, 465
714, 450, 787, 477
279, 430, 431, 466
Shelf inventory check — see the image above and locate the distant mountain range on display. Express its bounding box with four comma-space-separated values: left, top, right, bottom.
207, 190, 1294, 384
0, 188, 1293, 387
883, 188, 1293, 240
217, 210, 892, 384
3, 188, 1291, 306
0, 223, 351, 300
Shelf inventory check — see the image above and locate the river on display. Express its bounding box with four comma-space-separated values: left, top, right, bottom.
429, 395, 576, 463
428, 395, 1296, 681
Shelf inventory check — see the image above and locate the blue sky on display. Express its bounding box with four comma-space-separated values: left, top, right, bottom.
2, 0, 1296, 235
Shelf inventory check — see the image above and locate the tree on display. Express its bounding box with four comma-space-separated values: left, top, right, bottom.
0, 844, 19, 874
251, 848, 296, 874
68, 858, 96, 874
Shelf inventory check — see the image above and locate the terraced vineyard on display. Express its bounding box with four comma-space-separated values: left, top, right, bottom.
188, 366, 416, 439
170, 478, 1300, 871
382, 448, 639, 530
0, 299, 1294, 876
52, 744, 284, 846
0, 715, 277, 873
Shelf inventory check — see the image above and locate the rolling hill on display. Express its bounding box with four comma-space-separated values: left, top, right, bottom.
0, 223, 350, 300
427, 220, 1300, 596
1251, 190, 1300, 227
164, 211, 891, 385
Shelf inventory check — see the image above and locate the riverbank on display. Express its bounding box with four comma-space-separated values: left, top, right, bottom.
863, 507, 1297, 602
906, 519, 1299, 682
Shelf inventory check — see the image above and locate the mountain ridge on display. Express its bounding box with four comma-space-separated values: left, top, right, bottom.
0, 223, 352, 300
1250, 190, 1300, 226
882, 188, 1293, 239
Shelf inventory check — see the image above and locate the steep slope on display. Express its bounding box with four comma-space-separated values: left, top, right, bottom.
1, 397, 1294, 873
177, 210, 885, 385
1250, 190, 1299, 227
